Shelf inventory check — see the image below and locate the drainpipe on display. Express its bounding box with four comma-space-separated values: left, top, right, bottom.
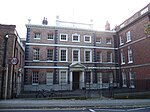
1, 34, 8, 99
11, 34, 17, 98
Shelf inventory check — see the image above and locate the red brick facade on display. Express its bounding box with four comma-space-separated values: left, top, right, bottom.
116, 3, 150, 89
0, 24, 25, 99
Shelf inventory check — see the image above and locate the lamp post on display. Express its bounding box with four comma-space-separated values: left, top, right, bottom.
1, 34, 8, 99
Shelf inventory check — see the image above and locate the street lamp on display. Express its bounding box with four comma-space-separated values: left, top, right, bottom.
1, 34, 9, 99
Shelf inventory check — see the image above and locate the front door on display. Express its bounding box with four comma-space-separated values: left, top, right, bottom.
73, 72, 80, 90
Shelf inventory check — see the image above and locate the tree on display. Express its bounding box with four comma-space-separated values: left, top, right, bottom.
144, 23, 150, 35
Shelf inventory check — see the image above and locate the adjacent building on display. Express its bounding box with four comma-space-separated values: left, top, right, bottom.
0, 24, 25, 99
116, 3, 150, 90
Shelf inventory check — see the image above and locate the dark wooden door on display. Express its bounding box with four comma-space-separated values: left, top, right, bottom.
73, 72, 80, 90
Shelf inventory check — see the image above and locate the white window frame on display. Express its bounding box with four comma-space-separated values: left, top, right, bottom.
59, 70, 68, 84
122, 71, 127, 87
47, 49, 53, 61
126, 31, 131, 43
97, 72, 102, 85
47, 33, 54, 40
84, 35, 91, 43
33, 48, 40, 61
107, 52, 113, 63
72, 49, 80, 62
72, 34, 80, 42
59, 48, 68, 62
60, 33, 68, 41
32, 71, 39, 85
121, 51, 125, 65
128, 47, 133, 63
119, 36, 124, 45
129, 71, 135, 88
46, 72, 53, 85
84, 49, 92, 62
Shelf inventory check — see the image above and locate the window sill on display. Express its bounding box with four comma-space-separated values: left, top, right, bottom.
128, 61, 133, 64
129, 85, 135, 88
121, 63, 125, 65
126, 40, 131, 43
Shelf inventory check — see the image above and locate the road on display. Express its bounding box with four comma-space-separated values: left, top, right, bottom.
0, 107, 150, 112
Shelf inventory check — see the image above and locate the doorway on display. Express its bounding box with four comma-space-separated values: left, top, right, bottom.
73, 71, 80, 90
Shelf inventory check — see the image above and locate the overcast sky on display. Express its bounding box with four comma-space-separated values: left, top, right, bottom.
0, 0, 149, 38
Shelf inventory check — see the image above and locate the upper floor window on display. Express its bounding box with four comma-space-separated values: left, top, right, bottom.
47, 49, 53, 61
119, 36, 124, 45
33, 48, 39, 60
32, 71, 39, 85
126, 31, 131, 42
84, 49, 92, 62
84, 35, 91, 43
34, 33, 41, 39
47, 33, 54, 40
107, 52, 112, 63
128, 47, 133, 63
72, 34, 80, 42
60, 48, 68, 62
96, 37, 102, 44
96, 52, 102, 63
106, 38, 112, 44
121, 50, 125, 64
60, 34, 68, 41
72, 49, 80, 62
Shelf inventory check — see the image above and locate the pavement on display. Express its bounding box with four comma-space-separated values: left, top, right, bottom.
0, 99, 150, 109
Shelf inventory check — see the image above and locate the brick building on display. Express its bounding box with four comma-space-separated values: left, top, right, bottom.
24, 18, 119, 91
116, 3, 150, 90
24, 3, 150, 92
0, 24, 25, 99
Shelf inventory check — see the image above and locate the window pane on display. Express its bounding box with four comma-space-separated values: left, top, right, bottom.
73, 50, 78, 61
61, 49, 66, 61
47, 34, 53, 40
46, 72, 53, 85
107, 52, 112, 62
33, 49, 39, 60
32, 71, 39, 84
47, 49, 53, 60
85, 51, 90, 61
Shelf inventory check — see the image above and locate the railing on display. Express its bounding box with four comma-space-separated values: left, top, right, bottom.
21, 79, 150, 99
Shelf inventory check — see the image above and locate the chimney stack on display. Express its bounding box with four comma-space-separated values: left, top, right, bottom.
105, 21, 110, 31
42, 17, 48, 25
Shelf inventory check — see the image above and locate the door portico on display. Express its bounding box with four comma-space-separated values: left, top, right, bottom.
69, 63, 86, 90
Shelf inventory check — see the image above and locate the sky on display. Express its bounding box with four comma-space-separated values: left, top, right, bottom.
0, 0, 149, 38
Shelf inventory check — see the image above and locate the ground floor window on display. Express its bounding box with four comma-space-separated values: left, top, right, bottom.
32, 71, 39, 85
46, 72, 53, 85
59, 70, 68, 84
97, 72, 102, 84
85, 71, 92, 83
122, 71, 127, 87
129, 71, 135, 88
